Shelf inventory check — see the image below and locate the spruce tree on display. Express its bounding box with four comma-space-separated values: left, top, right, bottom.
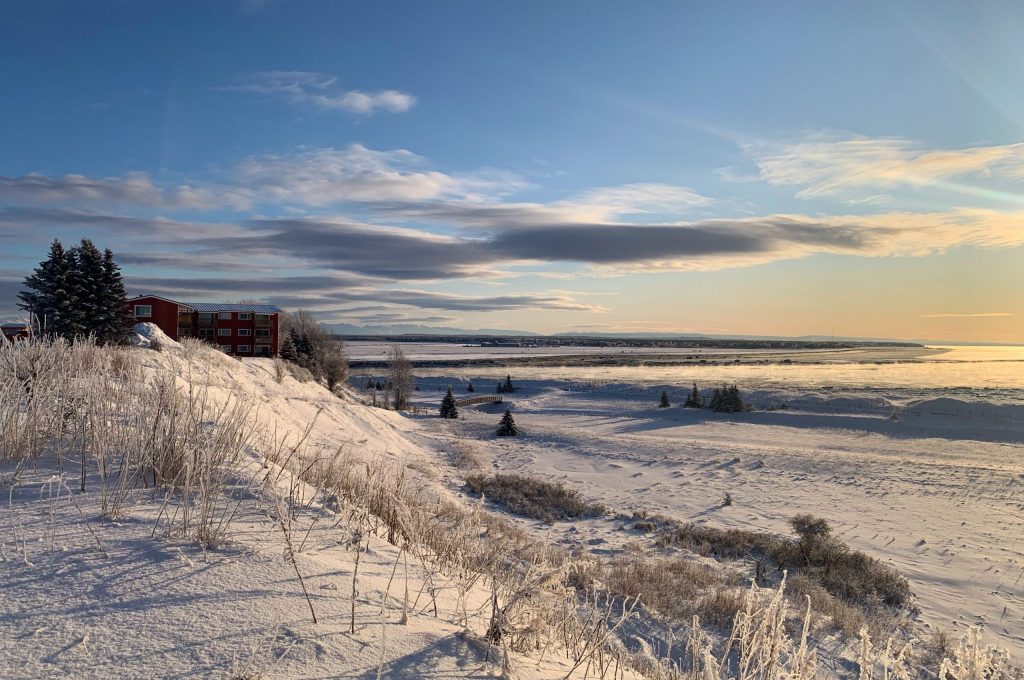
658, 390, 670, 408
684, 383, 702, 408
74, 239, 106, 339
280, 334, 299, 362
496, 408, 517, 436
439, 386, 459, 419
18, 240, 79, 337
497, 374, 515, 394
466, 381, 475, 393
710, 387, 724, 412
726, 385, 745, 413
97, 248, 132, 344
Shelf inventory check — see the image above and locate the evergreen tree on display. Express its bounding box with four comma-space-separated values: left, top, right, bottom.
18, 240, 79, 337
497, 374, 515, 394
97, 248, 132, 344
439, 386, 459, 419
466, 381, 475, 393
74, 239, 106, 338
658, 390, 670, 408
496, 408, 517, 436
726, 385, 746, 413
280, 334, 299, 362
684, 383, 702, 408
710, 387, 724, 412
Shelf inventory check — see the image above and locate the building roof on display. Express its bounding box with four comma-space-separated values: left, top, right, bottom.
127, 295, 282, 314
184, 302, 283, 314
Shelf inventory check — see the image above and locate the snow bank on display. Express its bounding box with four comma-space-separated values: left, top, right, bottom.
128, 321, 179, 350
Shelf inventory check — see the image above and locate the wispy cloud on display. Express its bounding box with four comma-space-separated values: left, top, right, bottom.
568, 183, 712, 216
223, 71, 416, 115
919, 312, 1015, 318
234, 145, 526, 207
745, 133, 1024, 199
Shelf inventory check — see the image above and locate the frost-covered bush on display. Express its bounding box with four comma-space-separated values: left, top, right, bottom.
464, 473, 604, 522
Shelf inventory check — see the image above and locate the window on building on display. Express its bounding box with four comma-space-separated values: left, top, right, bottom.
218, 328, 231, 336
218, 345, 232, 353
218, 312, 233, 320
255, 329, 271, 338
134, 304, 152, 317
238, 313, 252, 320
237, 345, 252, 353
238, 329, 251, 336
198, 329, 214, 338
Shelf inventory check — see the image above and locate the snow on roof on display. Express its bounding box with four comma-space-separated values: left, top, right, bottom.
127, 296, 281, 314
185, 302, 282, 314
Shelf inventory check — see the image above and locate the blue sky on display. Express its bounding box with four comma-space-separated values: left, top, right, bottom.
2, 1, 1023, 341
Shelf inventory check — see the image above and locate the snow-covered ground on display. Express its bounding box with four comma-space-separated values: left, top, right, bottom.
5, 330, 1022, 677
403, 376, 1024, 661
1, 331, 644, 679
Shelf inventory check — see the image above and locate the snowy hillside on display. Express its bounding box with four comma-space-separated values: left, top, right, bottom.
1, 330, 1017, 680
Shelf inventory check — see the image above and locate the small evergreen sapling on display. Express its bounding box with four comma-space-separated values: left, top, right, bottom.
439, 386, 459, 419
496, 374, 515, 394
496, 408, 517, 436
684, 383, 702, 408
466, 381, 475, 393
658, 390, 670, 408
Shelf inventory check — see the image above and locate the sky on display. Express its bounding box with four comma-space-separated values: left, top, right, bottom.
2, 1, 1024, 342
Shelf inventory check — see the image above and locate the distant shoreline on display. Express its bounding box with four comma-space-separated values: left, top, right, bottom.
349, 345, 944, 370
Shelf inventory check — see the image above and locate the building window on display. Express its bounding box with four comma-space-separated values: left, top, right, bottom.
255, 329, 271, 338
218, 312, 233, 320
238, 313, 252, 321
134, 304, 152, 317
254, 314, 271, 326
237, 345, 252, 353
198, 329, 214, 338
218, 345, 232, 353
238, 329, 251, 336
218, 328, 231, 336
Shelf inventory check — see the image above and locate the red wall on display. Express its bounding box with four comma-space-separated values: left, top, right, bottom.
127, 297, 279, 356
129, 297, 181, 340
205, 312, 279, 356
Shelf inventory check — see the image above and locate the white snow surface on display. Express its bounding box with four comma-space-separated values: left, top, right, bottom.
404, 375, 1024, 662
1, 342, 639, 680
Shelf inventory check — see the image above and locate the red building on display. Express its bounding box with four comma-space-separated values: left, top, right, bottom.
1, 322, 31, 342
127, 296, 282, 357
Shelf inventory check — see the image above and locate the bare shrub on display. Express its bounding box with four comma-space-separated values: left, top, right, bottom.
600, 551, 745, 628
322, 352, 348, 393
387, 345, 413, 410
464, 473, 605, 523
272, 358, 286, 384
657, 514, 910, 619
787, 573, 865, 637
285, 361, 314, 383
